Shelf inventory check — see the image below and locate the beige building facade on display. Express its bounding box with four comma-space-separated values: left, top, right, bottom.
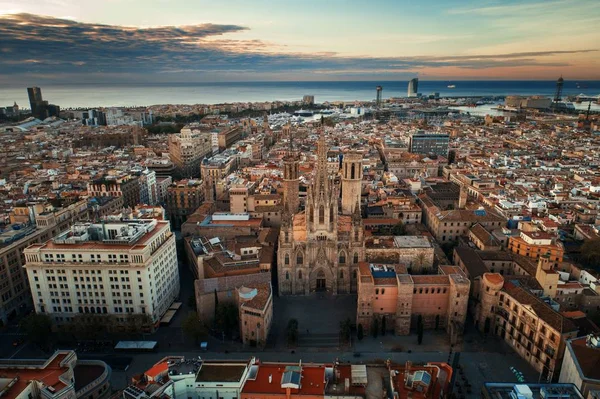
356, 263, 469, 344
24, 219, 180, 326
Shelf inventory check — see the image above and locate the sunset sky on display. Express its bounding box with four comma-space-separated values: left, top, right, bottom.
1, 0, 599, 83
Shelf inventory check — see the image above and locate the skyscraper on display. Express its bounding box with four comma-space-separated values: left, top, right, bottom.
26, 87, 60, 119
27, 87, 43, 117
407, 78, 419, 98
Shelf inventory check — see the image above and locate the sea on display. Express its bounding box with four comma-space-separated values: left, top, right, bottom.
1, 80, 600, 109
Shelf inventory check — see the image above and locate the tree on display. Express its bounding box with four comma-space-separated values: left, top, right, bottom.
413, 253, 427, 272
581, 238, 600, 267
357, 324, 364, 341
215, 302, 238, 338
417, 315, 424, 345
213, 289, 219, 322
286, 318, 299, 346
371, 318, 379, 338
182, 312, 207, 344
381, 316, 387, 336
392, 222, 406, 236
188, 294, 197, 311
339, 318, 352, 344
20, 313, 53, 349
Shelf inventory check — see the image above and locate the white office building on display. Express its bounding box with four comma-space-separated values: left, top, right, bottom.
24, 219, 180, 325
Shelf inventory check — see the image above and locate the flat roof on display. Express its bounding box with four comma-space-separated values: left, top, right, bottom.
196, 363, 247, 383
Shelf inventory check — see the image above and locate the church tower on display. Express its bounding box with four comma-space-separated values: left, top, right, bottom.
282, 122, 300, 214
341, 151, 362, 215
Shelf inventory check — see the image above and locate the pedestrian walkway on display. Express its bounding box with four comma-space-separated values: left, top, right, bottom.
297, 333, 339, 348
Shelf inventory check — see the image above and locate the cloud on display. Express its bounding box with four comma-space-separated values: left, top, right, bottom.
0, 13, 596, 82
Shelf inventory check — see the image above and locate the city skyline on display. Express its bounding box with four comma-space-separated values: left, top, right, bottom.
1, 0, 599, 84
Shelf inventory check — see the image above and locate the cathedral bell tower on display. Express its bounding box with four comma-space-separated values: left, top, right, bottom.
282, 122, 300, 215
341, 151, 362, 215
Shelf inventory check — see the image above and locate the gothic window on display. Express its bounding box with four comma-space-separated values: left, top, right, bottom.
353, 252, 359, 264
296, 252, 303, 265
340, 270, 344, 279
355, 230, 359, 241
353, 270, 357, 279
285, 271, 290, 280
285, 232, 289, 242
319, 206, 325, 224
351, 163, 356, 179
284, 254, 290, 265
339, 251, 346, 264
298, 270, 303, 280
309, 206, 314, 223
330, 206, 334, 223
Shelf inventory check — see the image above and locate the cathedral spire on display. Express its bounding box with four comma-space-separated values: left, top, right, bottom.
315, 123, 329, 196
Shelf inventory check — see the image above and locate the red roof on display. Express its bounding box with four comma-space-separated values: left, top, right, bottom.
145, 361, 168, 381
242, 363, 326, 396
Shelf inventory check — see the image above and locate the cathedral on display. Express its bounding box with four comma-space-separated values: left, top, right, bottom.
278, 124, 364, 295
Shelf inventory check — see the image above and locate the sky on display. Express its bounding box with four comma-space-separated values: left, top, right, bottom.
0, 0, 599, 84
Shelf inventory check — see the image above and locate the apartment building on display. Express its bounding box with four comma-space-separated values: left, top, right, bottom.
0, 199, 89, 325
508, 230, 565, 264
168, 126, 212, 177
420, 195, 506, 244
165, 179, 205, 230
559, 335, 600, 397
87, 175, 141, 208
23, 219, 180, 326
0, 350, 111, 399
476, 273, 578, 381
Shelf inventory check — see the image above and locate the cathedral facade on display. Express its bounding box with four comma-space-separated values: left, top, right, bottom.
278, 127, 364, 295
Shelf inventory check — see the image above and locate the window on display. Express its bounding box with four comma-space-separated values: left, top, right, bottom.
353, 253, 359, 264
296, 252, 303, 265
285, 272, 290, 280
339, 252, 346, 264
298, 270, 302, 280
319, 206, 325, 224
284, 254, 290, 265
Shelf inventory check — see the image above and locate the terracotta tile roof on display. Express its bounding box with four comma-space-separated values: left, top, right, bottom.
0, 352, 71, 399
239, 283, 272, 311
569, 336, 600, 380
242, 363, 326, 395
503, 282, 578, 333
470, 223, 499, 246
412, 275, 450, 285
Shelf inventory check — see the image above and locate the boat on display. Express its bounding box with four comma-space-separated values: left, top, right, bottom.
447, 85, 456, 89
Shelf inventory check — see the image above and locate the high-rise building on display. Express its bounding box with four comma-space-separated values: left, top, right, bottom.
302, 95, 315, 105
407, 78, 419, 98
24, 219, 180, 326
408, 131, 449, 158
27, 87, 43, 115
27, 87, 60, 119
